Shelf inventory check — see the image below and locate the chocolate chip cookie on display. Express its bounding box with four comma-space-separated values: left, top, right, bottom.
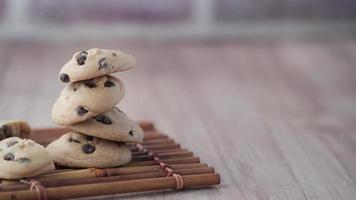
0, 120, 31, 141
52, 75, 125, 125
59, 48, 136, 83
68, 107, 144, 143
46, 132, 132, 168
0, 137, 55, 179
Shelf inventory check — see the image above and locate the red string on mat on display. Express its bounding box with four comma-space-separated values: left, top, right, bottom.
20, 179, 48, 200
135, 143, 184, 190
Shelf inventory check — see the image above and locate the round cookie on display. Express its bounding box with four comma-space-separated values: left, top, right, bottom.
0, 120, 31, 141
59, 48, 136, 83
46, 132, 132, 168
68, 108, 144, 143
0, 137, 55, 179
52, 75, 125, 125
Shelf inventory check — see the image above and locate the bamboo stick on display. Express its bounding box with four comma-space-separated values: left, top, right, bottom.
144, 148, 189, 154
126, 157, 200, 167
143, 135, 167, 140
0, 174, 221, 200
132, 151, 193, 162
36, 163, 208, 182
132, 149, 188, 156
131, 143, 181, 151
0, 153, 197, 186
141, 138, 175, 145
0, 167, 215, 192
0, 163, 208, 189
137, 121, 155, 131
46, 167, 215, 188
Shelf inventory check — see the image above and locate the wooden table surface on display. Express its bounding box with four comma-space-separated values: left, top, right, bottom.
0, 39, 356, 199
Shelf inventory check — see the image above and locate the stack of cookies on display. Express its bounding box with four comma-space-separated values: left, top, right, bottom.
47, 48, 144, 168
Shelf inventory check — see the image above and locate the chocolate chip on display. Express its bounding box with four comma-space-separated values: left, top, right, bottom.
112, 53, 117, 57
4, 152, 14, 161
95, 115, 112, 125
129, 130, 134, 136
60, 73, 70, 82
86, 135, 94, 141
76, 51, 88, 65
7, 140, 18, 147
98, 58, 108, 70
19, 157, 30, 163
82, 144, 95, 154
76, 106, 88, 116
83, 79, 96, 88
69, 137, 81, 143
104, 80, 115, 87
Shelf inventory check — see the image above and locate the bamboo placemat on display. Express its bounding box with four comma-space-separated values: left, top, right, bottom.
0, 121, 221, 200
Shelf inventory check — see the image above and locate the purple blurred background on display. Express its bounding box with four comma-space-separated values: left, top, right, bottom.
0, 0, 355, 40
0, 2, 356, 199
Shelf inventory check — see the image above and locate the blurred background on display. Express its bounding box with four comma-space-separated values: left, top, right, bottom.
0, 0, 355, 129
0, 0, 355, 132
0, 0, 355, 40
1, 1, 356, 199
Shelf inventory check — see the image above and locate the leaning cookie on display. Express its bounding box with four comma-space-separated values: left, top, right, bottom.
68, 108, 144, 143
46, 132, 132, 168
59, 48, 136, 83
0, 137, 55, 179
52, 75, 125, 125
0, 120, 31, 141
